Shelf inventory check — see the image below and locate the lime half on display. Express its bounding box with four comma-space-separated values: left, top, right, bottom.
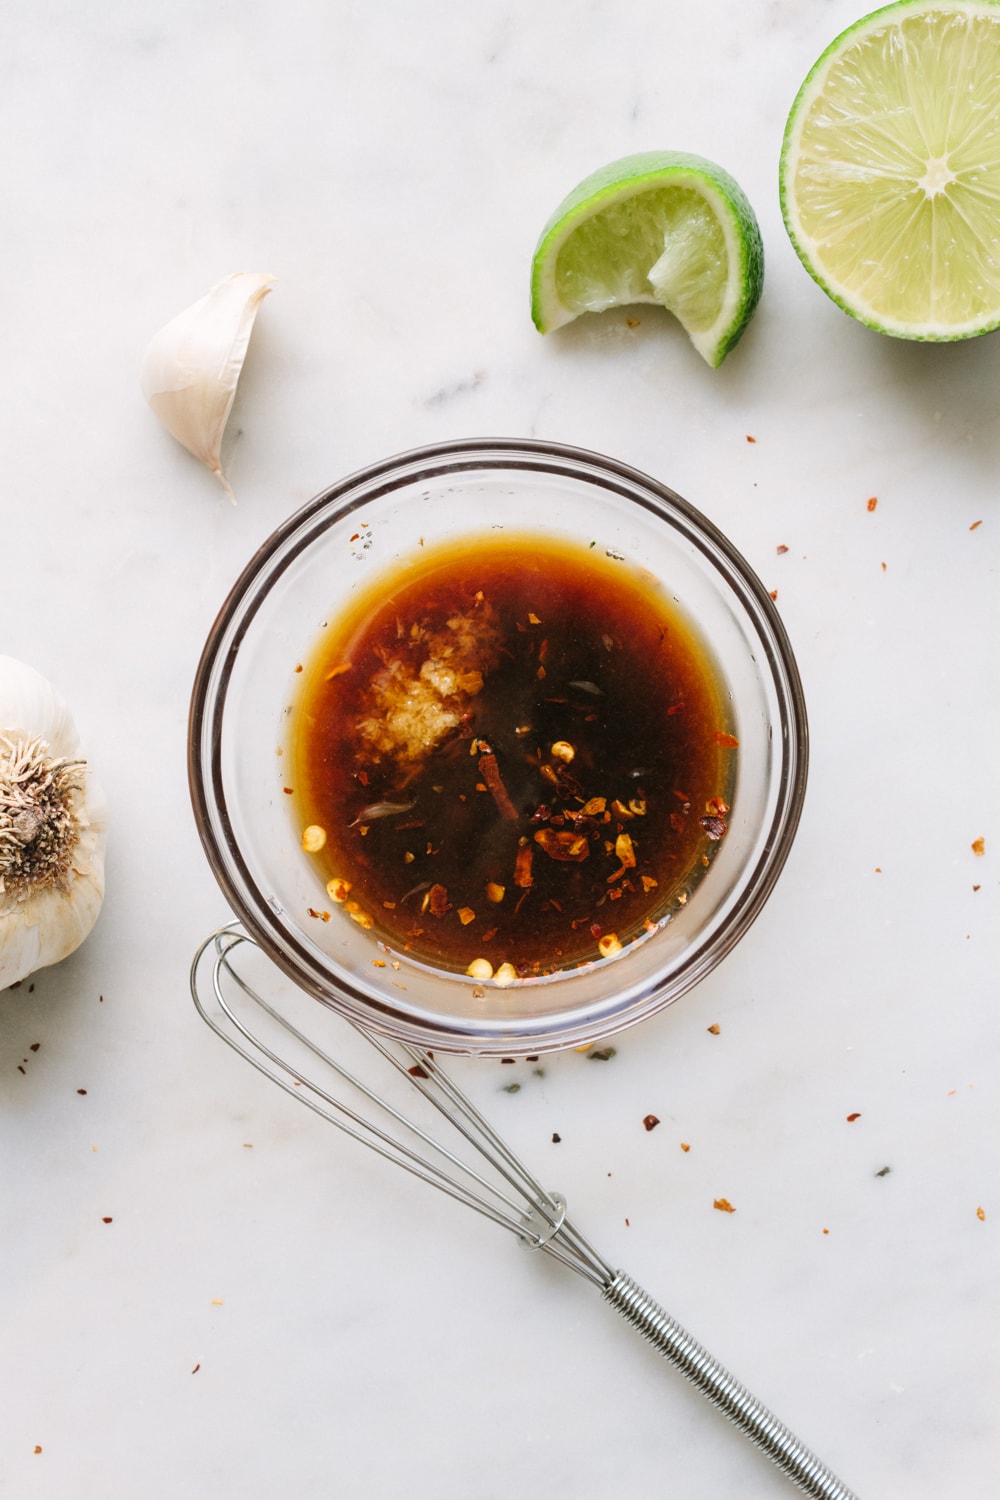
781, 0, 1000, 340
531, 151, 764, 367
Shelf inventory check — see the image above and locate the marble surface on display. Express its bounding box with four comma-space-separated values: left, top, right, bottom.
1, 2, 997, 1496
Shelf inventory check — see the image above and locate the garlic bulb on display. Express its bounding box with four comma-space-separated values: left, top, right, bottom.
139, 271, 275, 500
0, 657, 107, 989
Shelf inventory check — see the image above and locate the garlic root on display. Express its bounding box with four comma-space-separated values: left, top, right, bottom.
139, 271, 275, 500
0, 657, 107, 988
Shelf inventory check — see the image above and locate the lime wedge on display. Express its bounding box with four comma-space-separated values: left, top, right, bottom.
781, 0, 1000, 340
531, 151, 764, 367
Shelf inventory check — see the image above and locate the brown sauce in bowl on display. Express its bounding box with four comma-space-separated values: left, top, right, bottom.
290, 534, 737, 978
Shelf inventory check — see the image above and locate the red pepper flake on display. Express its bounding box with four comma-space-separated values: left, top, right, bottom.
700, 815, 727, 841
478, 752, 520, 820
102, 1216, 113, 1224
283, 787, 294, 795
711, 731, 740, 748
30, 1042, 40, 1052
34, 1445, 42, 1454
846, 1112, 861, 1122
680, 1142, 691, 1152
713, 1197, 736, 1213
866, 496, 878, 512
776, 544, 789, 555
977, 1206, 986, 1221
746, 434, 756, 444
769, 589, 778, 601
408, 1064, 430, 1079
191, 1364, 201, 1374
513, 842, 534, 888
707, 1023, 720, 1035
643, 1114, 660, 1131
77, 1088, 88, 1095
972, 837, 986, 856
534, 828, 590, 862
426, 883, 451, 917
970, 519, 982, 531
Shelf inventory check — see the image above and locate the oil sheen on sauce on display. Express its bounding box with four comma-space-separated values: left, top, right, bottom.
290, 534, 737, 979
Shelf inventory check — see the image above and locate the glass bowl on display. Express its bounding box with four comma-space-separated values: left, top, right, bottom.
189, 438, 807, 1055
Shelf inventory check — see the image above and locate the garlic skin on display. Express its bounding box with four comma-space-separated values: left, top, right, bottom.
0, 657, 107, 989
139, 271, 275, 500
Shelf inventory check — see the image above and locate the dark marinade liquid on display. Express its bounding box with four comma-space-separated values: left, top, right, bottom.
291, 535, 736, 977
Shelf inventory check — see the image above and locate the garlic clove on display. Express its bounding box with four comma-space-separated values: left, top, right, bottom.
139, 271, 275, 500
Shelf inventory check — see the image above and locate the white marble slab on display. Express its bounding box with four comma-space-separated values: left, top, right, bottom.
1, 2, 997, 1496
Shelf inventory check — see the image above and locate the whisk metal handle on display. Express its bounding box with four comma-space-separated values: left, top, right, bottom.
603, 1272, 859, 1500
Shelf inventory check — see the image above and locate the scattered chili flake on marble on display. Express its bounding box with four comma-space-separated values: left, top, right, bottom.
846, 1112, 861, 1122
713, 1197, 736, 1213
643, 1114, 660, 1132
102, 1217, 112, 1224
680, 1142, 691, 1152
972, 837, 985, 856
746, 434, 756, 444
707, 1023, 721, 1035
77, 1088, 87, 1095
552, 1133, 561, 1143
776, 544, 789, 555
769, 589, 778, 601
34, 1445, 42, 1454
192, 1364, 201, 1374
970, 520, 982, 531
875, 1166, 891, 1178
977, 1206, 986, 1221
866, 496, 878, 512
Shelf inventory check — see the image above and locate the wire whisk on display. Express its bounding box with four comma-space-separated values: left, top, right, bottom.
191, 924, 859, 1500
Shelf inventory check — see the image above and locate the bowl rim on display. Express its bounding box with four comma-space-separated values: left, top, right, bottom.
189, 436, 809, 1051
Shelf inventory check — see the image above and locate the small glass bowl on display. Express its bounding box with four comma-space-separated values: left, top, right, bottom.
189, 439, 807, 1055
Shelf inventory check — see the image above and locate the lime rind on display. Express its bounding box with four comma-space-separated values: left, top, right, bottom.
531, 151, 764, 367
779, 0, 1000, 341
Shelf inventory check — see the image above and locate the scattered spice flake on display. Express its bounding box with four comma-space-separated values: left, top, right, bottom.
589, 1046, 617, 1061
30, 1042, 40, 1052
970, 519, 982, 531
866, 496, 878, 512
535, 828, 590, 862
881, 561, 887, 572
846, 1112, 861, 1123
552, 1132, 561, 1143
769, 589, 778, 601
822, 1227, 830, 1236
77, 1088, 87, 1095
478, 752, 520, 820
680, 1142, 691, 1152
977, 1206, 986, 1222
102, 1216, 113, 1224
210, 1299, 224, 1306
191, 1364, 201, 1374
513, 841, 534, 888
34, 1445, 42, 1454
283, 786, 294, 795
711, 731, 740, 748
776, 544, 789, 555
643, 1114, 660, 1132
713, 1197, 736, 1213
700, 815, 727, 840
457, 906, 476, 925
625, 316, 640, 329
746, 434, 756, 444
972, 837, 985, 856
875, 1166, 891, 1178
707, 1023, 720, 1035
502, 1082, 521, 1094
